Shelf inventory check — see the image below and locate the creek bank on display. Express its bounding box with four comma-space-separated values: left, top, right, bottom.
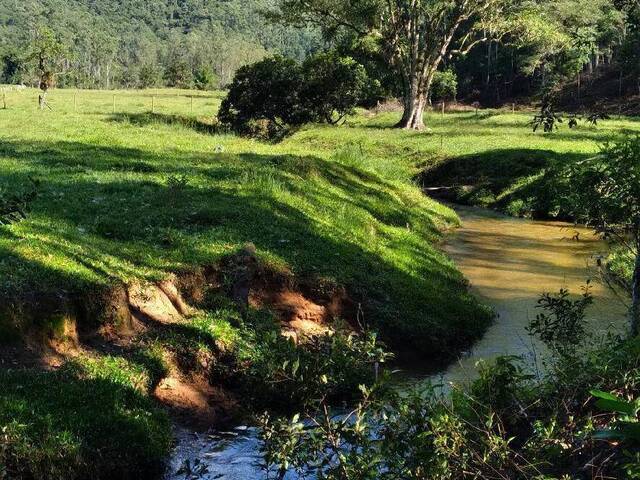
0, 244, 358, 424
163, 204, 630, 479
0, 244, 380, 480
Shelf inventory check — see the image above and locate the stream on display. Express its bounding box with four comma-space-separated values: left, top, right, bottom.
165, 206, 629, 480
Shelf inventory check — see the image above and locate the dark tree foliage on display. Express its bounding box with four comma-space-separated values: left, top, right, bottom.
218, 54, 369, 138
217, 56, 311, 139
301, 52, 368, 124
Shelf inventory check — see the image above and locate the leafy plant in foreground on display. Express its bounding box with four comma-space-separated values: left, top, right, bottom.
591, 390, 640, 444
527, 281, 593, 355
567, 136, 640, 335
259, 286, 639, 479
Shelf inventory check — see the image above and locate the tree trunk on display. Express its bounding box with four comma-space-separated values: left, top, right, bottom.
396, 93, 426, 130
631, 234, 640, 337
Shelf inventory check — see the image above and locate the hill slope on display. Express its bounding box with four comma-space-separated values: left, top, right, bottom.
0, 0, 321, 88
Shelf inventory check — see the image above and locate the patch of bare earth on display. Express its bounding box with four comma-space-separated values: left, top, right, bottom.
0, 244, 357, 427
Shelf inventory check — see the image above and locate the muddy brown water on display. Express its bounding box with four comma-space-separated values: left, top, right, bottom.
164, 206, 629, 479
432, 205, 628, 385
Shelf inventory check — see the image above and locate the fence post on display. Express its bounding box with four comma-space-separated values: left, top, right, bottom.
441, 100, 445, 117
2, 92, 6, 110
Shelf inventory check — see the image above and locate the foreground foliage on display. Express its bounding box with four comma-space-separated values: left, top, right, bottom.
261, 290, 640, 479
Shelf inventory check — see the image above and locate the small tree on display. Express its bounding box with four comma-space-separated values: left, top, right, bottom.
301, 52, 368, 124
430, 69, 458, 104
193, 65, 219, 91
29, 26, 65, 110
218, 56, 310, 138
568, 136, 640, 336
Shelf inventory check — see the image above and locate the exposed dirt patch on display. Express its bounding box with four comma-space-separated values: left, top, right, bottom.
154, 374, 239, 430
0, 245, 358, 428
128, 282, 185, 325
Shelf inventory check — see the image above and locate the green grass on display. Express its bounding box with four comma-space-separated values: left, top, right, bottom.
2, 90, 639, 348
2, 88, 640, 478
0, 88, 497, 354
0, 357, 171, 480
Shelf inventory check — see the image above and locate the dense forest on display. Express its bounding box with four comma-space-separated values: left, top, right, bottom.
0, 0, 322, 89
2, 0, 639, 105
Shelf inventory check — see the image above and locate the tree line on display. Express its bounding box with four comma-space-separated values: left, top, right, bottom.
0, 0, 323, 90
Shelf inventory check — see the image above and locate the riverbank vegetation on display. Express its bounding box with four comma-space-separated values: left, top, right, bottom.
1, 86, 639, 477
261, 286, 640, 479
2, 0, 640, 478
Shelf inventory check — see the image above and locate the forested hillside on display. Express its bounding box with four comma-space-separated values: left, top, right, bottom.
0, 0, 322, 89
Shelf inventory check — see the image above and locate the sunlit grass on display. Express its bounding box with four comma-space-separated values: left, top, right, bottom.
1, 87, 639, 479
2, 88, 639, 351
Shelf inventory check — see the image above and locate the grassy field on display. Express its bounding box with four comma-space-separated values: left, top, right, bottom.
0, 88, 495, 352
1, 88, 639, 478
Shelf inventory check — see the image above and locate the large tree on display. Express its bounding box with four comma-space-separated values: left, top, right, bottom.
273, 0, 511, 129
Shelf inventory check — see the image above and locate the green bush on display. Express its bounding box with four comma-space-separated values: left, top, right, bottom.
218, 53, 370, 138
193, 66, 219, 91
234, 329, 390, 411
217, 56, 310, 138
431, 69, 458, 102
301, 52, 368, 124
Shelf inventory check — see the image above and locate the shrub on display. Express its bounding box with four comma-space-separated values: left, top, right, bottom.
218, 53, 370, 138
301, 53, 368, 124
217, 56, 310, 138
527, 282, 593, 355
235, 329, 390, 411
431, 69, 458, 102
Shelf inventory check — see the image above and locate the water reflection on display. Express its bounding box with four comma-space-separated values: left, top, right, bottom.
438, 205, 628, 385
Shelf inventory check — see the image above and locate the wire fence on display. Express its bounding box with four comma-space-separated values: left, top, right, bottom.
0, 87, 224, 117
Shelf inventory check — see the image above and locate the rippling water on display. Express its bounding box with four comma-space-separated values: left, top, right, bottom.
165, 206, 629, 480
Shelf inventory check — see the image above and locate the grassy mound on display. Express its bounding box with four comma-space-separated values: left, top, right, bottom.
0, 89, 494, 354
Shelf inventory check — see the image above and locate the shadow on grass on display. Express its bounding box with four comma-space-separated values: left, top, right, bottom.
108, 112, 226, 136
420, 148, 591, 218
0, 366, 170, 480
0, 138, 491, 356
